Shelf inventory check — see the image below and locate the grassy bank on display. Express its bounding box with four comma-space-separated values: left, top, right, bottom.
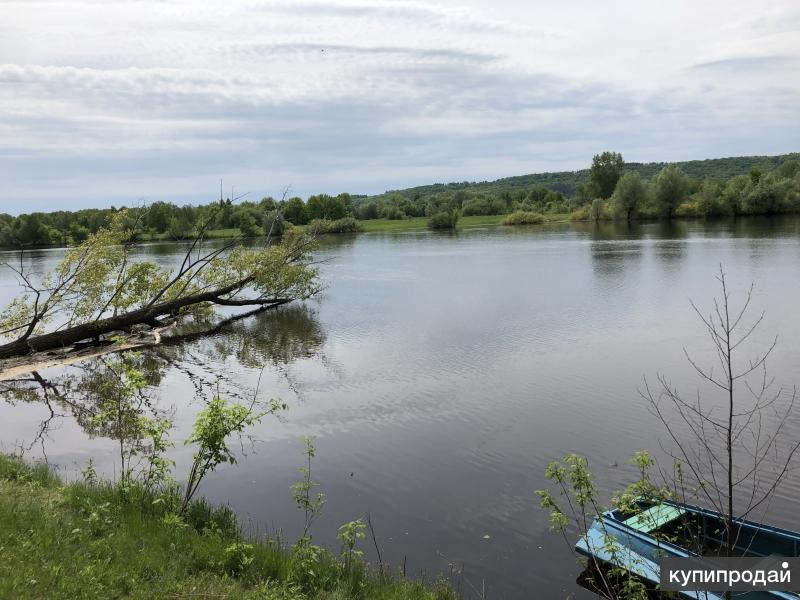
318, 213, 571, 233
12, 213, 574, 249
0, 456, 455, 600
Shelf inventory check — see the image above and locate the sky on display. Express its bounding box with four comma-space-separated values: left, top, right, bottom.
0, 0, 799, 213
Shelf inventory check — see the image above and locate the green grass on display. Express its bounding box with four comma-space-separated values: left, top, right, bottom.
0, 455, 456, 600
138, 213, 573, 242
353, 213, 571, 233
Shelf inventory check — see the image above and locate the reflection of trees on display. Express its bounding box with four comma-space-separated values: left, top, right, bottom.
573, 220, 643, 241
206, 304, 326, 368
585, 223, 644, 283
0, 303, 326, 455
1, 352, 168, 457
649, 219, 689, 240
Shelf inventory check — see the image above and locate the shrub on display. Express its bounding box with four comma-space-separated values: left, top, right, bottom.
306, 218, 363, 235
325, 217, 363, 233
674, 201, 702, 218
502, 211, 545, 225
570, 205, 592, 221
427, 209, 459, 230
741, 177, 790, 215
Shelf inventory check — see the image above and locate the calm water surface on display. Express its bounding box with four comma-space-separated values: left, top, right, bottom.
2, 218, 800, 599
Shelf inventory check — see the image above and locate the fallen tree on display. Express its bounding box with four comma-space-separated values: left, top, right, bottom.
0, 210, 319, 361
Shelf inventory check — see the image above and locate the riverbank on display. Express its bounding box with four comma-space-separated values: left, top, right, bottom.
168, 213, 572, 241
0, 455, 455, 600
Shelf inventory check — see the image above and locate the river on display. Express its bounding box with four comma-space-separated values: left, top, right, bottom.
2, 217, 800, 599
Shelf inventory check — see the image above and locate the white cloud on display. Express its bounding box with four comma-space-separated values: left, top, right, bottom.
0, 0, 798, 212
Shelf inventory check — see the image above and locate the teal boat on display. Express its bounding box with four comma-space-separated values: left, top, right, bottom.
575, 499, 800, 599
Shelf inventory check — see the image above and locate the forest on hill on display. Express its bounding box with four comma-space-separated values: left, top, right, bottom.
364, 153, 797, 202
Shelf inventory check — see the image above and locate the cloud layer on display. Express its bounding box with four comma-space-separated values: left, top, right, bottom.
0, 0, 798, 212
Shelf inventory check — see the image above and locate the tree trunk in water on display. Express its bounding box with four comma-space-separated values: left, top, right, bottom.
0, 276, 290, 359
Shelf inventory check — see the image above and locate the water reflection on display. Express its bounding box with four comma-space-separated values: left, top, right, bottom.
586, 225, 645, 295
0, 304, 326, 458
574, 220, 645, 240
205, 304, 326, 368
1, 352, 168, 457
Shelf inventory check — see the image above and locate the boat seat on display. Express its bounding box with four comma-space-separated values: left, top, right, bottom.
623, 504, 687, 534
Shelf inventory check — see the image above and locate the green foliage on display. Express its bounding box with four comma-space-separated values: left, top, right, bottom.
590, 198, 605, 221
536, 453, 656, 600
693, 180, 730, 216
78, 354, 174, 489
283, 197, 310, 225
590, 151, 625, 199
502, 211, 545, 225
167, 214, 194, 240
2, 153, 799, 250
307, 194, 350, 221
427, 208, 460, 230
570, 204, 592, 221
306, 217, 364, 235
181, 395, 283, 513
356, 202, 380, 220
610, 451, 670, 514
264, 210, 286, 237
776, 159, 800, 179
0, 455, 455, 600
0, 213, 320, 353
611, 172, 647, 220
291, 437, 326, 540
238, 212, 263, 238
225, 542, 256, 575
462, 196, 507, 216
652, 164, 690, 218
338, 519, 366, 567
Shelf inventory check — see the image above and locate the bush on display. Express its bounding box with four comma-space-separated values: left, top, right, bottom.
502, 211, 545, 225
741, 177, 790, 215
674, 201, 702, 218
326, 217, 363, 233
570, 205, 591, 221
427, 209, 460, 230
306, 217, 363, 235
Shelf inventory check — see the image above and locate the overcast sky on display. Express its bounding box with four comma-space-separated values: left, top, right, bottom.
1, 0, 798, 213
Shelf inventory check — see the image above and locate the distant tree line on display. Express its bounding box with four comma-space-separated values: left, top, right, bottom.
2, 153, 798, 247
572, 151, 800, 222
0, 193, 356, 248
